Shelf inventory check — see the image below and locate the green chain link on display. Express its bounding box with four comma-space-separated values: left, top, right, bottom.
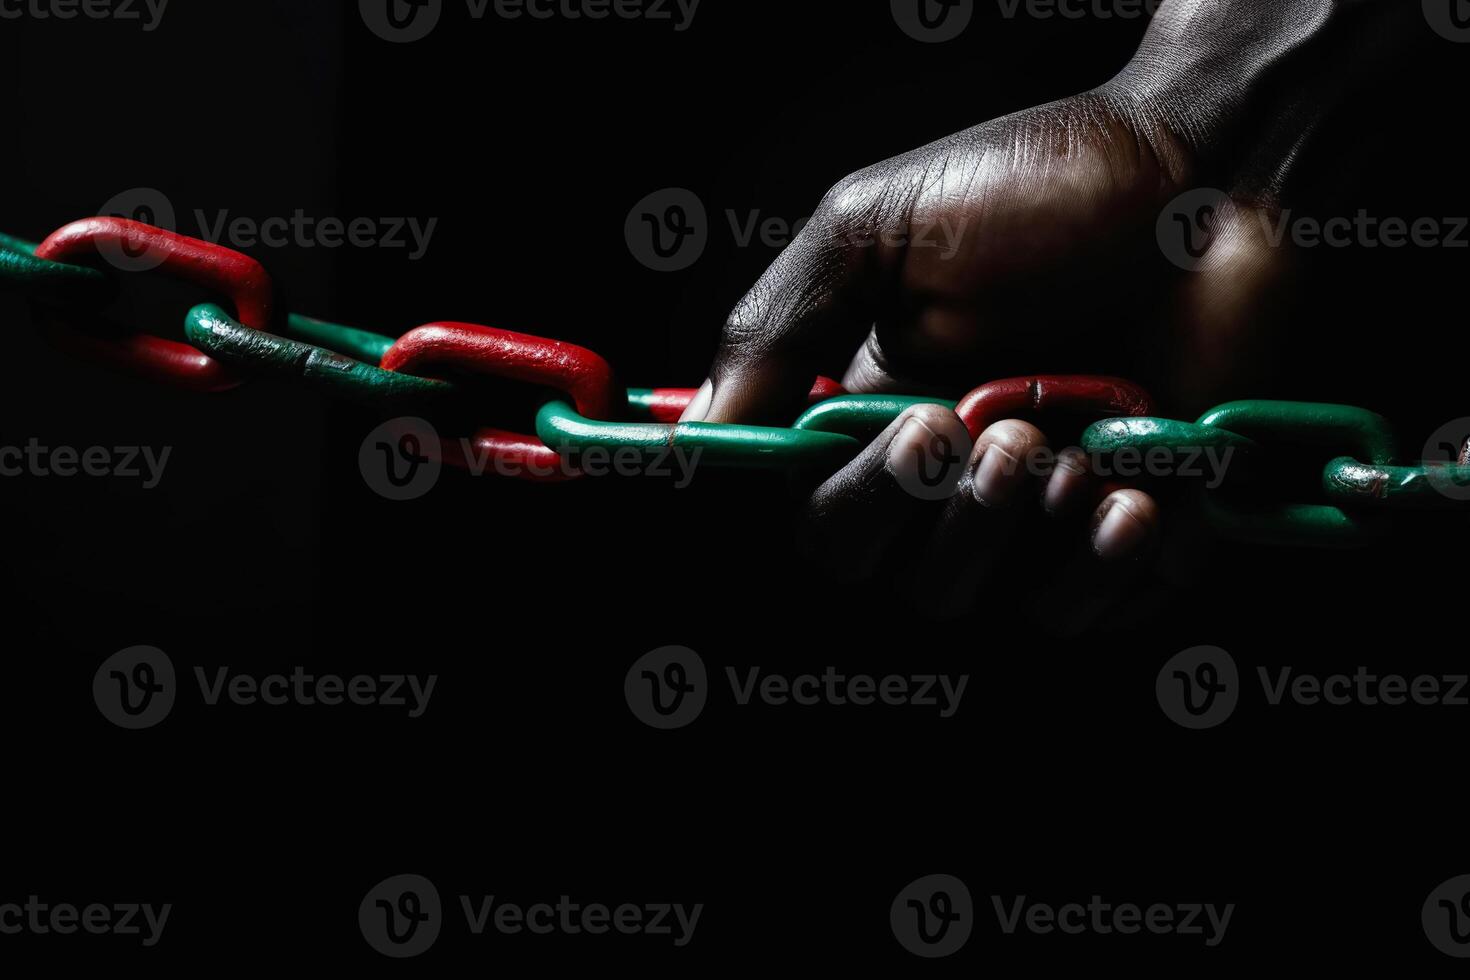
283, 312, 397, 364
0, 231, 108, 291
1082, 416, 1258, 456
1083, 400, 1410, 548
536, 399, 861, 469
184, 304, 455, 406
1322, 457, 1470, 507
791, 395, 957, 437
1197, 400, 1397, 464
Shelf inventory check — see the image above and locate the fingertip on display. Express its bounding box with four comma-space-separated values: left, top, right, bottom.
677, 379, 713, 423
883, 404, 971, 497
697, 359, 816, 426
1091, 489, 1159, 561
1042, 446, 1092, 517
969, 419, 1047, 509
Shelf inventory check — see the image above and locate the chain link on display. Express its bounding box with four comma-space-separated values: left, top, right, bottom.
5, 215, 1467, 547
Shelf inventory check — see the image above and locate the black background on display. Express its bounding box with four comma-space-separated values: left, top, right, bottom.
1, 0, 1467, 970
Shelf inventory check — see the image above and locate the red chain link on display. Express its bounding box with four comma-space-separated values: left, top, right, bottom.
381, 321, 618, 481
956, 375, 1153, 439
34, 217, 273, 392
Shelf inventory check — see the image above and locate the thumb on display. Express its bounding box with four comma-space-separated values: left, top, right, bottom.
681, 177, 889, 426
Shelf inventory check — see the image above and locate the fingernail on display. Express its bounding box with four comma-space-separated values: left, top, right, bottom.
1092, 497, 1151, 560
1043, 448, 1089, 515
971, 444, 1020, 507
887, 415, 939, 476
679, 379, 713, 423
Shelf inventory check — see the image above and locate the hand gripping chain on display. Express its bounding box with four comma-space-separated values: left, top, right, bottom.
5, 215, 1469, 546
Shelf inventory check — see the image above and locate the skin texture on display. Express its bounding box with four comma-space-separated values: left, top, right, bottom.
681, 0, 1417, 631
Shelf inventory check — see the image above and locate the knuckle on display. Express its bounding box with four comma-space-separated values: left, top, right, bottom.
817, 168, 885, 230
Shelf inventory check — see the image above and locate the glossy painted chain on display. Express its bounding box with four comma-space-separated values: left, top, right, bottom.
7, 214, 1468, 549
1081, 400, 1461, 547
29, 218, 274, 392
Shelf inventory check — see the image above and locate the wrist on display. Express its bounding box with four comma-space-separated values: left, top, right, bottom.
1101, 0, 1407, 182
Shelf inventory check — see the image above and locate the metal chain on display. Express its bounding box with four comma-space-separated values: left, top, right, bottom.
4, 215, 1468, 547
